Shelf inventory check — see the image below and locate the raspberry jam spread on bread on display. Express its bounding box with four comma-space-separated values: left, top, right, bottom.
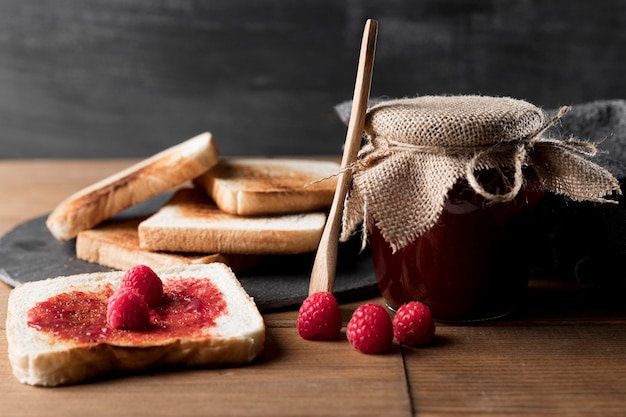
8, 264, 265, 386
27, 277, 226, 345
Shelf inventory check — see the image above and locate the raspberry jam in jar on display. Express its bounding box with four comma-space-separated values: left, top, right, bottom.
370, 168, 545, 322
343, 96, 620, 322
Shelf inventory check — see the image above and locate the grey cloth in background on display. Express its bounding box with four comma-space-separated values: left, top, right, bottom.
336, 98, 626, 290
551, 99, 626, 180
542, 100, 626, 289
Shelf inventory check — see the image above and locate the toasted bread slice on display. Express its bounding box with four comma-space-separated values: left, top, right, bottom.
46, 132, 219, 241
6, 263, 265, 386
138, 187, 326, 255
193, 158, 339, 216
76, 217, 261, 272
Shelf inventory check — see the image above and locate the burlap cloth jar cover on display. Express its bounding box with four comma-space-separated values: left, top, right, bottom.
340, 95, 622, 252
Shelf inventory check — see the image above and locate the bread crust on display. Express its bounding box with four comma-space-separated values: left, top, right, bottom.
193, 158, 339, 216
46, 132, 219, 241
76, 217, 262, 272
76, 217, 226, 269
6, 264, 265, 386
138, 188, 326, 255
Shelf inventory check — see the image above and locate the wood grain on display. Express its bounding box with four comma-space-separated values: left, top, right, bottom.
405, 282, 626, 416
0, 326, 409, 417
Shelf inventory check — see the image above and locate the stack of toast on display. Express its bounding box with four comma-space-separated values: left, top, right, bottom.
7, 132, 340, 386
44, 132, 339, 272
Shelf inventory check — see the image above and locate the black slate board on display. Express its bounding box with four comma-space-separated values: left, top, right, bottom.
0, 205, 378, 312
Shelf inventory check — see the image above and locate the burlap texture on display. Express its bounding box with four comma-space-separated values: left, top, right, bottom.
340, 95, 622, 252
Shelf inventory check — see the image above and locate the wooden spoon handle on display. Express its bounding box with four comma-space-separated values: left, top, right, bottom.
308, 19, 378, 295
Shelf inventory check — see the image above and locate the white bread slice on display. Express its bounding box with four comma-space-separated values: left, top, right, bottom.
193, 158, 339, 216
6, 263, 265, 386
46, 132, 219, 241
138, 187, 326, 255
76, 217, 261, 272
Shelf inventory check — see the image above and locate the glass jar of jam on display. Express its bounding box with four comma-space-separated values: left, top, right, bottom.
369, 167, 545, 322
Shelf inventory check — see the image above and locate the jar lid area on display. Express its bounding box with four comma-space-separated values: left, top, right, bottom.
364, 95, 545, 147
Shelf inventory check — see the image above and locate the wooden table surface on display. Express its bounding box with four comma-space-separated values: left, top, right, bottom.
1, 159, 626, 417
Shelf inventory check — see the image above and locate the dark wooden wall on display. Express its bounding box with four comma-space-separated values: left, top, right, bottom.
1, 0, 625, 158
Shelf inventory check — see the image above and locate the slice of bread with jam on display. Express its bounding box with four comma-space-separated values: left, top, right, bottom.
6, 263, 265, 386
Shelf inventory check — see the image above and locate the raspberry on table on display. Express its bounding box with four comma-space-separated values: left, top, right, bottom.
346, 303, 393, 354
392, 301, 436, 346
107, 288, 151, 330
120, 265, 163, 306
296, 291, 342, 340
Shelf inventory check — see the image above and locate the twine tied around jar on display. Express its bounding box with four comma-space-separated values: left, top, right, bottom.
339, 95, 622, 253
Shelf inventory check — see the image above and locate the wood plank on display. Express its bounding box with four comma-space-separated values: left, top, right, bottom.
0, 159, 139, 235
0, 325, 410, 417
405, 324, 626, 416
403, 281, 626, 416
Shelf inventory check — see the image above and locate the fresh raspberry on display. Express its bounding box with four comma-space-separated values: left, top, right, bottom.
120, 265, 163, 306
296, 292, 342, 340
393, 301, 436, 346
106, 288, 150, 329
346, 303, 393, 354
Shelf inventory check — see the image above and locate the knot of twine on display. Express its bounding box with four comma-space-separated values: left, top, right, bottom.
353, 106, 610, 204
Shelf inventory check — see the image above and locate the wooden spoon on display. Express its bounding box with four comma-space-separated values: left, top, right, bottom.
308, 19, 378, 295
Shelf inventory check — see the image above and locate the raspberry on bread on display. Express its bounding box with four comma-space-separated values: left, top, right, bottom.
120, 264, 163, 307
6, 263, 265, 386
106, 287, 151, 329
46, 132, 219, 241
